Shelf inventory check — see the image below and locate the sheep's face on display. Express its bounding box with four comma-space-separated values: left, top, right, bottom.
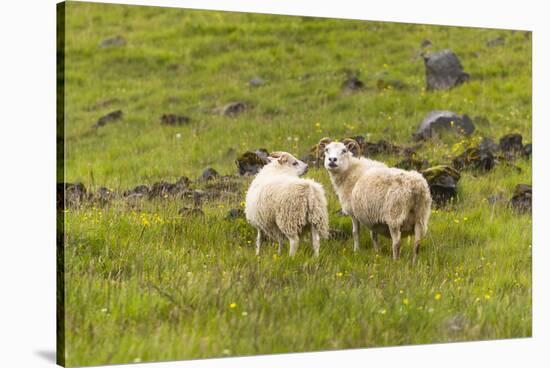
268, 152, 309, 176
322, 142, 352, 172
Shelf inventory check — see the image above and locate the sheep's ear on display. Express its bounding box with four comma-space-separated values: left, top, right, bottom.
318, 137, 332, 150
343, 138, 362, 157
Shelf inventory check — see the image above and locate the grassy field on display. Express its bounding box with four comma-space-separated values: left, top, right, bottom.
61, 2, 532, 366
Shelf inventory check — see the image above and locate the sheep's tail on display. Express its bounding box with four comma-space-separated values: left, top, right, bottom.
412, 175, 432, 236
306, 183, 330, 239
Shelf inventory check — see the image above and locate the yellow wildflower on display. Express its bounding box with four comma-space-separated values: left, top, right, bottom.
229, 302, 237, 309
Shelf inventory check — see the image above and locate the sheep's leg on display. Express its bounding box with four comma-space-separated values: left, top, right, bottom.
288, 235, 300, 257
311, 228, 320, 257
277, 239, 283, 254
255, 229, 263, 256
389, 226, 402, 261
351, 217, 361, 252
412, 222, 422, 264
370, 231, 380, 252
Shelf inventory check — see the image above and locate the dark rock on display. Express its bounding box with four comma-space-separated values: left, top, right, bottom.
235, 150, 269, 176
225, 208, 244, 220
249, 77, 265, 87
65, 182, 87, 204
413, 110, 475, 141
222, 102, 247, 116
509, 184, 532, 213
95, 110, 123, 128
182, 189, 206, 207
486, 36, 505, 47
478, 137, 499, 153
363, 140, 403, 156
58, 182, 87, 209
423, 50, 469, 90
342, 76, 364, 92
499, 134, 524, 155
201, 167, 219, 181
421, 165, 461, 207
149, 177, 189, 198
452, 147, 495, 172
149, 182, 178, 198
175, 176, 191, 187
160, 114, 190, 126
395, 156, 429, 171
94, 187, 115, 204
420, 39, 432, 48
376, 79, 407, 91
123, 185, 149, 198
203, 176, 243, 193
254, 149, 269, 162
523, 143, 532, 157
99, 35, 126, 48
178, 207, 205, 217
329, 228, 350, 240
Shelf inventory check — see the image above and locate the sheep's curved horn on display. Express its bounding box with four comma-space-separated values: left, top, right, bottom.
318, 137, 333, 149
342, 138, 362, 157
268, 151, 289, 163
268, 151, 284, 159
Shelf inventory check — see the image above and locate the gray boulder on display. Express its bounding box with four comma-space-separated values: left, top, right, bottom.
413, 110, 475, 141
423, 50, 469, 90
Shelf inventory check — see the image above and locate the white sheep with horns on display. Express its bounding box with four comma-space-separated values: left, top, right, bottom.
319, 138, 432, 262
245, 151, 329, 257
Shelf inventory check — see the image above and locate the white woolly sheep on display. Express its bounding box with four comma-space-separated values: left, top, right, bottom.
319, 138, 432, 262
245, 151, 329, 257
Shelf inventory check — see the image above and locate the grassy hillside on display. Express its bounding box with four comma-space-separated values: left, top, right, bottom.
61, 2, 532, 366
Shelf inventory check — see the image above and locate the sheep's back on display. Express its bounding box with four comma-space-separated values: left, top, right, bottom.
246, 178, 311, 236
351, 168, 427, 228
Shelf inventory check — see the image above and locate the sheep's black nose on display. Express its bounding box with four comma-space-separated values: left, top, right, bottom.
329, 157, 337, 163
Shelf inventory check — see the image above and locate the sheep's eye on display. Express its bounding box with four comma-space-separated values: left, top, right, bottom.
292, 162, 299, 166
342, 149, 348, 153
324, 148, 328, 153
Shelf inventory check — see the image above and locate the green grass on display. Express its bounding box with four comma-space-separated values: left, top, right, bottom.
61, 2, 532, 366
